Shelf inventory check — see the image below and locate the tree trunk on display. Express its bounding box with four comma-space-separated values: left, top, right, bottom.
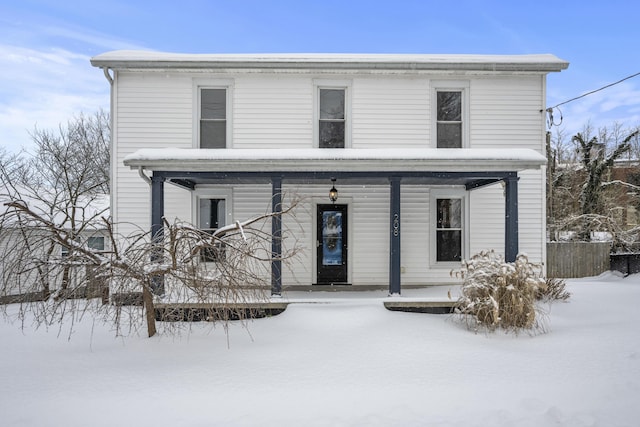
142, 282, 157, 337
61, 264, 71, 291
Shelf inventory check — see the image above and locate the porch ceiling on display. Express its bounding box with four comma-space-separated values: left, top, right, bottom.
151, 171, 509, 190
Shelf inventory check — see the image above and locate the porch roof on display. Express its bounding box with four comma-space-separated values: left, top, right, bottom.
123, 148, 546, 174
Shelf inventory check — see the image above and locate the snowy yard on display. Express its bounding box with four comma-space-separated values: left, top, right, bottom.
1, 273, 639, 427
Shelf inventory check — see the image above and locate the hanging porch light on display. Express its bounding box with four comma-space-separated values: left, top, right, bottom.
329, 178, 338, 203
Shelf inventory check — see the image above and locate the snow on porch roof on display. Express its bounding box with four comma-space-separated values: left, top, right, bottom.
123, 148, 546, 173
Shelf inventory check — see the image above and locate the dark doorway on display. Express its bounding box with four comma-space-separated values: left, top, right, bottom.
316, 204, 348, 284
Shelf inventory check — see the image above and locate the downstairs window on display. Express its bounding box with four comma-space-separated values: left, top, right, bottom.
199, 198, 226, 262
435, 198, 463, 262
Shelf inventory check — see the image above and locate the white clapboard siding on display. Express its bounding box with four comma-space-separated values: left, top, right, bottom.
163, 186, 191, 228
232, 76, 313, 149
113, 72, 193, 237
517, 169, 545, 263
467, 170, 545, 264
111, 69, 549, 286
352, 78, 430, 148
281, 185, 328, 286
231, 185, 274, 284
469, 183, 505, 256
349, 185, 390, 285
470, 76, 545, 151
398, 186, 431, 283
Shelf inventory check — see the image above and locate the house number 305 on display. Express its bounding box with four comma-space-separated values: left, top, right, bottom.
393, 214, 400, 237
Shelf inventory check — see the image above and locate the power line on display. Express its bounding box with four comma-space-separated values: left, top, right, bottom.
545, 71, 640, 129
548, 71, 640, 110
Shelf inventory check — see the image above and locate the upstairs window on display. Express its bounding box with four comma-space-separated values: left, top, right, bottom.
199, 198, 226, 262
435, 198, 463, 262
436, 91, 462, 148
200, 88, 227, 148
319, 88, 346, 148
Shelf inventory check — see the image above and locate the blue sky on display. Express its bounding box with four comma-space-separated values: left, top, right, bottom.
2, 0, 639, 152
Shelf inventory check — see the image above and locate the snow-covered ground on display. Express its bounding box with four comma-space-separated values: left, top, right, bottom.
1, 273, 639, 427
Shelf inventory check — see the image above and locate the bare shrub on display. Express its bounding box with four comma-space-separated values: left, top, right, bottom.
1, 196, 301, 338
452, 250, 547, 333
537, 277, 571, 302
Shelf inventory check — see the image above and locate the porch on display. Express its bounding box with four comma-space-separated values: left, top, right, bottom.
123, 147, 546, 296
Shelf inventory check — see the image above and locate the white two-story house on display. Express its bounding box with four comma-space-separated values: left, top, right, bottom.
91, 51, 568, 296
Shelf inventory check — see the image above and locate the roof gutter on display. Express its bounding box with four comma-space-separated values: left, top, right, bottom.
101, 67, 114, 85
138, 166, 151, 185
90, 53, 569, 74
123, 148, 547, 173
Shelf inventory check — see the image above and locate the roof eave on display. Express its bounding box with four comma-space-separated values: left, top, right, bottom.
90, 52, 569, 73
92, 60, 568, 73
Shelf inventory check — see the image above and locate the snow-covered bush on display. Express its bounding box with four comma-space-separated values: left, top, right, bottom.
537, 277, 571, 302
452, 250, 547, 333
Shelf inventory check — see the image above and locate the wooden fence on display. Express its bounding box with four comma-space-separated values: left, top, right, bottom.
546, 242, 611, 278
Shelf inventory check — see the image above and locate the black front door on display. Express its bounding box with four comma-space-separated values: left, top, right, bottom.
316, 204, 348, 284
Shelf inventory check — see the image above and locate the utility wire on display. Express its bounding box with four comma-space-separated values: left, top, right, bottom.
548, 71, 640, 110
545, 71, 640, 129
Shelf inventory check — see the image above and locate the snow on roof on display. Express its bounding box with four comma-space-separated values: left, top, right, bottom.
123, 148, 546, 173
0, 189, 109, 229
91, 51, 569, 73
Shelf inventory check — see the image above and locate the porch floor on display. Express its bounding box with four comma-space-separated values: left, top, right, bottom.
282, 285, 459, 314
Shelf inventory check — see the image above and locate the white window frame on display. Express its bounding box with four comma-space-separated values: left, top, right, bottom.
193, 188, 233, 230
430, 80, 470, 148
193, 188, 233, 263
313, 79, 351, 148
193, 79, 234, 148
61, 235, 106, 257
87, 236, 105, 252
429, 188, 469, 266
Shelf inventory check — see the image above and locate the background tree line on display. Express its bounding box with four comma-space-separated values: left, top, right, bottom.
547, 122, 640, 251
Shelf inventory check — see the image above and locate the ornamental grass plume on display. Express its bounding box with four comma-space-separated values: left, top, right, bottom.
452, 250, 548, 333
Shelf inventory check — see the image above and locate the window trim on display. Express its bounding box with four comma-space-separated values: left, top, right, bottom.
430, 80, 470, 148
313, 79, 351, 148
193, 79, 234, 148
429, 188, 469, 266
87, 236, 105, 252
193, 188, 233, 263
61, 235, 106, 257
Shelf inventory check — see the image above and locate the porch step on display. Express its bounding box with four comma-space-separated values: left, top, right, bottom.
153, 299, 456, 321
154, 302, 288, 322
384, 300, 456, 314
